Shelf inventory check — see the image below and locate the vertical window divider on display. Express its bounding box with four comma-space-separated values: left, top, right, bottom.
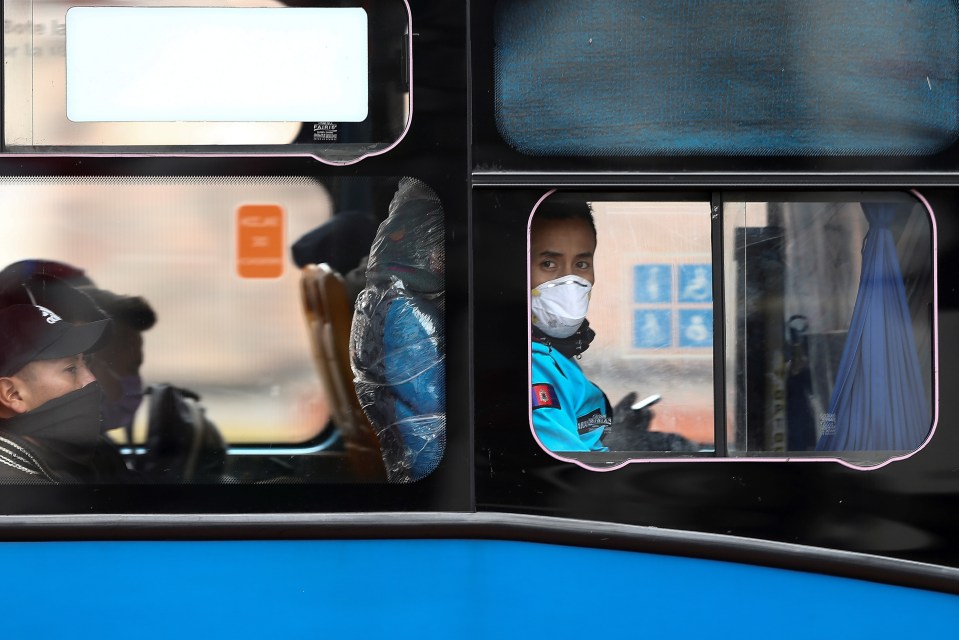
711, 191, 728, 457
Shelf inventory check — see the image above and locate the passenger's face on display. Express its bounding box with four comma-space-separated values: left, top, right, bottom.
530, 217, 597, 289
13, 354, 96, 412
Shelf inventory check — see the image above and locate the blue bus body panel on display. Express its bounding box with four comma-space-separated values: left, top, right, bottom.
2, 539, 956, 638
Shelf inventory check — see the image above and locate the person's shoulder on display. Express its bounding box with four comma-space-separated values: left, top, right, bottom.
531, 341, 552, 356
531, 341, 557, 366
531, 341, 576, 367
531, 342, 574, 385
0, 434, 57, 484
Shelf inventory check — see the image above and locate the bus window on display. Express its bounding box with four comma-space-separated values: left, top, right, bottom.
530, 191, 934, 468
0, 176, 334, 448
494, 0, 958, 157
724, 192, 935, 465
3, 0, 411, 163
0, 175, 447, 484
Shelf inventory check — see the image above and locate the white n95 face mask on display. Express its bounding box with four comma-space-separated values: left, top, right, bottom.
530, 275, 592, 338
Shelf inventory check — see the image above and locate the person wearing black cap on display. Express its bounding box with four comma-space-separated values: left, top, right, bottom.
0, 263, 224, 482
0, 304, 124, 483
0, 259, 157, 438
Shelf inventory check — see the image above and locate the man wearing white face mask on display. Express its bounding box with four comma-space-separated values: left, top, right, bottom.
529, 200, 612, 451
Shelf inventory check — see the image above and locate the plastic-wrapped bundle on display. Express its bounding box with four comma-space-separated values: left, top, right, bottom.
350, 178, 445, 483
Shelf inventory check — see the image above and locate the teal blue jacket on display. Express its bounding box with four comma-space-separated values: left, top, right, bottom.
531, 341, 609, 452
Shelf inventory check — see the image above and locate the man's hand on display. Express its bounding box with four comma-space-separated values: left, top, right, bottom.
602, 392, 655, 450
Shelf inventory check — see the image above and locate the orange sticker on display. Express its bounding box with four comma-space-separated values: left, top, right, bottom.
236, 205, 285, 279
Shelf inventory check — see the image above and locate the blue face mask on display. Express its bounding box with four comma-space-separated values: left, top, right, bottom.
100, 374, 144, 432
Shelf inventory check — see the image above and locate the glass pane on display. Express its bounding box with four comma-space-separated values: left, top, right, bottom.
3, 0, 410, 163
0, 176, 446, 484
66, 7, 368, 123
724, 193, 935, 465
0, 177, 333, 447
494, 0, 958, 156
529, 195, 714, 467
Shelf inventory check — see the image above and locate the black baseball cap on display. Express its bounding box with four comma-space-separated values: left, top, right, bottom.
0, 259, 104, 324
0, 304, 112, 377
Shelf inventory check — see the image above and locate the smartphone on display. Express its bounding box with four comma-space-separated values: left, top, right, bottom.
630, 394, 662, 411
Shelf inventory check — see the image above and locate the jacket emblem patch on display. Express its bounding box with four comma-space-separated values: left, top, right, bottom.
531, 383, 560, 410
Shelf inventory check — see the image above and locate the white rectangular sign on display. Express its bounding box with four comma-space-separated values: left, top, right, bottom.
66, 7, 369, 122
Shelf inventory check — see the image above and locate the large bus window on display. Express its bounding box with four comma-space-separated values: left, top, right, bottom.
494, 0, 958, 157
3, 0, 410, 163
530, 191, 935, 468
0, 175, 447, 484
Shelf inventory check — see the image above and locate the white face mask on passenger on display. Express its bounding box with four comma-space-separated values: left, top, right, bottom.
530, 275, 592, 338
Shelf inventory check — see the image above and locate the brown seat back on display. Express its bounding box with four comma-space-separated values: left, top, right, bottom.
300, 264, 385, 479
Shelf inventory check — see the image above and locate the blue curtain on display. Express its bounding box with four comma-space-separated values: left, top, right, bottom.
816, 203, 930, 452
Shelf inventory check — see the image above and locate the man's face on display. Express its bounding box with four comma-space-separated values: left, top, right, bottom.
12, 354, 96, 412
530, 216, 597, 289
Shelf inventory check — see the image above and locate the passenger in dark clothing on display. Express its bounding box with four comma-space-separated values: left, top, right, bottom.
82, 288, 156, 438
0, 304, 129, 483
0, 260, 156, 440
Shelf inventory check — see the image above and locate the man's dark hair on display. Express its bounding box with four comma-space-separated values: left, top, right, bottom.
532, 198, 596, 240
